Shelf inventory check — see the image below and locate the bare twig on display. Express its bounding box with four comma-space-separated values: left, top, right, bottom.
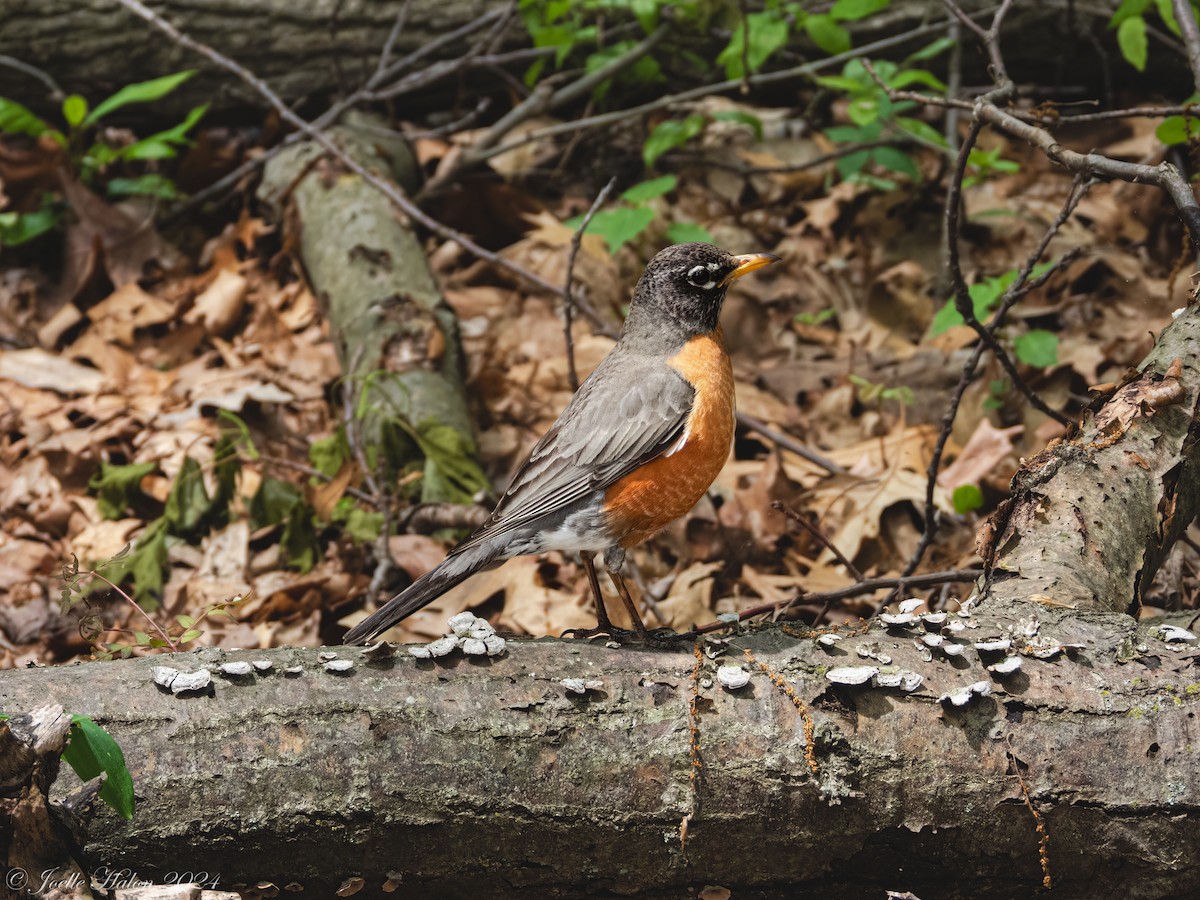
941, 0, 1015, 86
772, 502, 864, 582
563, 177, 617, 392
341, 348, 395, 599
737, 412, 845, 476
695, 139, 907, 176
974, 101, 1200, 247
944, 14, 963, 154
173, 7, 523, 219
1174, 0, 1200, 97
450, 18, 964, 177
0, 54, 63, 100
374, 0, 414, 81
113, 0, 595, 311
682, 569, 985, 637
426, 23, 670, 191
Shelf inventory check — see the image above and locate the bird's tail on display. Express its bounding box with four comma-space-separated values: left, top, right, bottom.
343, 549, 494, 645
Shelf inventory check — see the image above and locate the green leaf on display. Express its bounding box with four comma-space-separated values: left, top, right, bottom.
712, 109, 764, 141
665, 222, 713, 244
804, 14, 851, 55
1153, 0, 1181, 34
63, 715, 135, 820
89, 461, 158, 520
831, 0, 890, 21
929, 300, 964, 336
178, 628, 203, 643
847, 96, 879, 126
1117, 16, 1148, 71
871, 145, 920, 180
642, 114, 705, 167
717, 11, 790, 79
0, 203, 62, 247
62, 94, 88, 128
631, 0, 661, 31
952, 483, 984, 514
621, 174, 677, 203
0, 97, 51, 137
889, 68, 947, 92
164, 456, 212, 535
1014, 329, 1059, 368
577, 206, 655, 254
815, 74, 868, 92
106, 174, 181, 200
85, 70, 196, 126
1157, 115, 1200, 145
176, 614, 196, 628
280, 504, 319, 572
906, 36, 956, 62
309, 431, 350, 478
250, 477, 304, 529
122, 519, 169, 608
341, 505, 384, 543
1109, 0, 1151, 28
412, 420, 493, 504
523, 56, 548, 88
896, 116, 949, 147
835, 148, 873, 178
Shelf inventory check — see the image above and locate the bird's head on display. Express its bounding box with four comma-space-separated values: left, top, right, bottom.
627, 242, 780, 338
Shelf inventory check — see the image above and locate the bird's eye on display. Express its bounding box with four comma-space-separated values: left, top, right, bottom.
686, 265, 717, 289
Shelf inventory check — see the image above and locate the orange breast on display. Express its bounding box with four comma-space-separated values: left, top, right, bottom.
604, 327, 735, 548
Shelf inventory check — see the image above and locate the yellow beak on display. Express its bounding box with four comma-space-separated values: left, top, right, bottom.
720, 252, 782, 287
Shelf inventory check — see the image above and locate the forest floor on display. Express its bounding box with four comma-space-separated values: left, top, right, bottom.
3, 89, 1198, 666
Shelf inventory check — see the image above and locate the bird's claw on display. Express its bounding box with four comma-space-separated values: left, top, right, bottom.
560, 625, 682, 645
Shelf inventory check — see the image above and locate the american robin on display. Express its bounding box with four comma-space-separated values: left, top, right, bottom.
344, 242, 780, 645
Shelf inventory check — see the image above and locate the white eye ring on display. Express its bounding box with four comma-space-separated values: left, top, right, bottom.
687, 265, 717, 290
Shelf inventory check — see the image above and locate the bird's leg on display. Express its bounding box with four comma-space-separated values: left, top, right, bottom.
607, 569, 649, 640
581, 552, 616, 632
562, 552, 631, 640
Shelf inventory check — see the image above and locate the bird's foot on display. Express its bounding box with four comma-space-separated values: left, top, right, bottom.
560, 625, 682, 645
561, 624, 642, 642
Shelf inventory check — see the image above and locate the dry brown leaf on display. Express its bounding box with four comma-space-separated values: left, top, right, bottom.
0, 348, 108, 395
308, 460, 355, 522
187, 269, 248, 337
657, 561, 721, 629
937, 418, 1023, 490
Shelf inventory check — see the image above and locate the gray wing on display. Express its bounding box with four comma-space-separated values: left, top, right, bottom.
452, 350, 695, 553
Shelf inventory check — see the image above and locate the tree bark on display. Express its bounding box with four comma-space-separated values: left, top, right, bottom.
0, 0, 505, 115
1, 606, 1199, 900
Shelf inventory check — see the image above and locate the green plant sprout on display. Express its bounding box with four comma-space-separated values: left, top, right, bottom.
0, 70, 206, 246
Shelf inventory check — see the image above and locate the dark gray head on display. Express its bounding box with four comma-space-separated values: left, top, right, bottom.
624, 242, 780, 340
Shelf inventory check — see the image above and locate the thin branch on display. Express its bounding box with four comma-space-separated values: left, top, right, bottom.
172, 9, 526, 219
682, 569, 985, 637
427, 23, 670, 191
374, 0, 414, 82
0, 54, 63, 100
563, 177, 617, 392
445, 18, 964, 179
973, 100, 1200, 247
112, 0, 591, 310
694, 138, 908, 176
1174, 0, 1200, 96
772, 502, 864, 582
737, 412, 846, 476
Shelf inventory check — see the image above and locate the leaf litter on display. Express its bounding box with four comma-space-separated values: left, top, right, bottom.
0, 97, 1195, 664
